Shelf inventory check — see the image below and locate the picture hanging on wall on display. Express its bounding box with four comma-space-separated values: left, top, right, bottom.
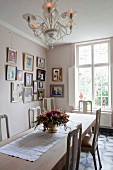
50, 84, 64, 97
36, 57, 45, 69
7, 47, 17, 64
23, 53, 34, 72
6, 65, 17, 81
33, 80, 38, 94
37, 69, 46, 81
38, 89, 45, 100
17, 69, 23, 81
38, 81, 43, 88
24, 72, 33, 86
33, 94, 38, 101
23, 87, 33, 103
11, 82, 23, 103
52, 68, 62, 82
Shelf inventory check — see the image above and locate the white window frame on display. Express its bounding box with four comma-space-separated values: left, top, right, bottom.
76, 39, 111, 111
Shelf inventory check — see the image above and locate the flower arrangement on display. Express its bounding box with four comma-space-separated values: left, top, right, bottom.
34, 110, 69, 132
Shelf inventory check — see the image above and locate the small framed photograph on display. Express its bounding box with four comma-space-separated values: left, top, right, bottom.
7, 47, 17, 64
23, 53, 34, 71
38, 89, 45, 100
23, 87, 33, 103
37, 69, 46, 81
50, 84, 64, 97
6, 65, 17, 81
38, 81, 43, 88
17, 69, 23, 81
11, 82, 23, 103
52, 68, 62, 82
24, 73, 33, 86
36, 57, 45, 69
33, 94, 38, 101
33, 80, 38, 94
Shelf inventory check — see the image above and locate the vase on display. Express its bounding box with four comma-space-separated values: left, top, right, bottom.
48, 124, 57, 133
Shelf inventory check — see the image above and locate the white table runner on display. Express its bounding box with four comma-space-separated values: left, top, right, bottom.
0, 120, 78, 162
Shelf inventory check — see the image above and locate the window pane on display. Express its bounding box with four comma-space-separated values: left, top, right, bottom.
94, 43, 108, 64
79, 67, 92, 100
79, 45, 91, 65
94, 66, 109, 109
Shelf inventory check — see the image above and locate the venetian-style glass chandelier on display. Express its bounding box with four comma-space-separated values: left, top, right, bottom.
23, 0, 76, 47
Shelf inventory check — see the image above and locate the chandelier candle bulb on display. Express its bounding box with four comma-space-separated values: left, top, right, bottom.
69, 9, 73, 19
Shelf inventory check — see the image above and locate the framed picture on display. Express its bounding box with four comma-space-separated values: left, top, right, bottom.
33, 80, 38, 94
11, 82, 23, 103
24, 73, 33, 86
52, 68, 62, 82
38, 89, 45, 100
37, 69, 46, 81
23, 53, 34, 71
6, 65, 17, 81
36, 57, 45, 69
33, 94, 38, 101
38, 81, 43, 88
7, 47, 17, 64
17, 69, 23, 81
50, 84, 64, 97
23, 87, 33, 103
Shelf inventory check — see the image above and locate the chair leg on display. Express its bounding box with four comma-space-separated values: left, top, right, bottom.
92, 152, 98, 170
76, 154, 80, 170
97, 146, 102, 169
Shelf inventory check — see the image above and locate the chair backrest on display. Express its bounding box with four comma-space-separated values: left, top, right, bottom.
0, 114, 10, 142
28, 106, 41, 129
79, 100, 92, 114
43, 97, 55, 111
65, 123, 82, 170
93, 108, 101, 147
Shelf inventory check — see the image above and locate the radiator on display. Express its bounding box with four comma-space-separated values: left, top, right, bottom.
100, 111, 112, 127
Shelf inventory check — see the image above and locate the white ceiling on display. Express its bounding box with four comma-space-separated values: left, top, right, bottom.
0, 0, 113, 47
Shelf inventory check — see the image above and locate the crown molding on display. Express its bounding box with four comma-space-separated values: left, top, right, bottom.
0, 19, 47, 48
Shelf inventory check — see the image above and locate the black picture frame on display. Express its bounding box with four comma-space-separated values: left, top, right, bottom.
37, 69, 46, 81
50, 84, 64, 97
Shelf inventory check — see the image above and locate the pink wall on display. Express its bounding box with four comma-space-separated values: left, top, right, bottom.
46, 44, 75, 112
0, 25, 47, 138
0, 24, 75, 138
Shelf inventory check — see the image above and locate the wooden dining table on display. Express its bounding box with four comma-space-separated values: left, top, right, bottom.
0, 113, 96, 170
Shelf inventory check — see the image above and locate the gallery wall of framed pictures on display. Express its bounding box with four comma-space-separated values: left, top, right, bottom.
5, 47, 46, 103
36, 56, 46, 101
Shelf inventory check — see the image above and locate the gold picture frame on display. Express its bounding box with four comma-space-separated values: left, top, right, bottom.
52, 68, 62, 82
36, 57, 45, 69
7, 47, 17, 64
23, 53, 34, 72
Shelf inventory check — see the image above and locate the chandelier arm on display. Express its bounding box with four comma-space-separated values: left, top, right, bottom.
34, 15, 49, 29
57, 29, 72, 41
57, 21, 73, 34
34, 31, 42, 39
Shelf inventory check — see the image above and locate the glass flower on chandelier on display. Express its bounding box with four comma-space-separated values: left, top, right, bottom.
23, 0, 76, 47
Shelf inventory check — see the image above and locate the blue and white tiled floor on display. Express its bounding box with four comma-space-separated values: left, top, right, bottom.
80, 135, 113, 170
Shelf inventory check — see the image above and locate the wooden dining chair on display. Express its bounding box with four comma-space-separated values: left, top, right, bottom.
0, 114, 10, 142
79, 100, 92, 114
81, 109, 102, 170
28, 106, 41, 128
65, 123, 82, 170
42, 97, 55, 111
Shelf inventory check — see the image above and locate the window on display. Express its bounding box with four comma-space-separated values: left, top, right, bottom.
76, 40, 111, 110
